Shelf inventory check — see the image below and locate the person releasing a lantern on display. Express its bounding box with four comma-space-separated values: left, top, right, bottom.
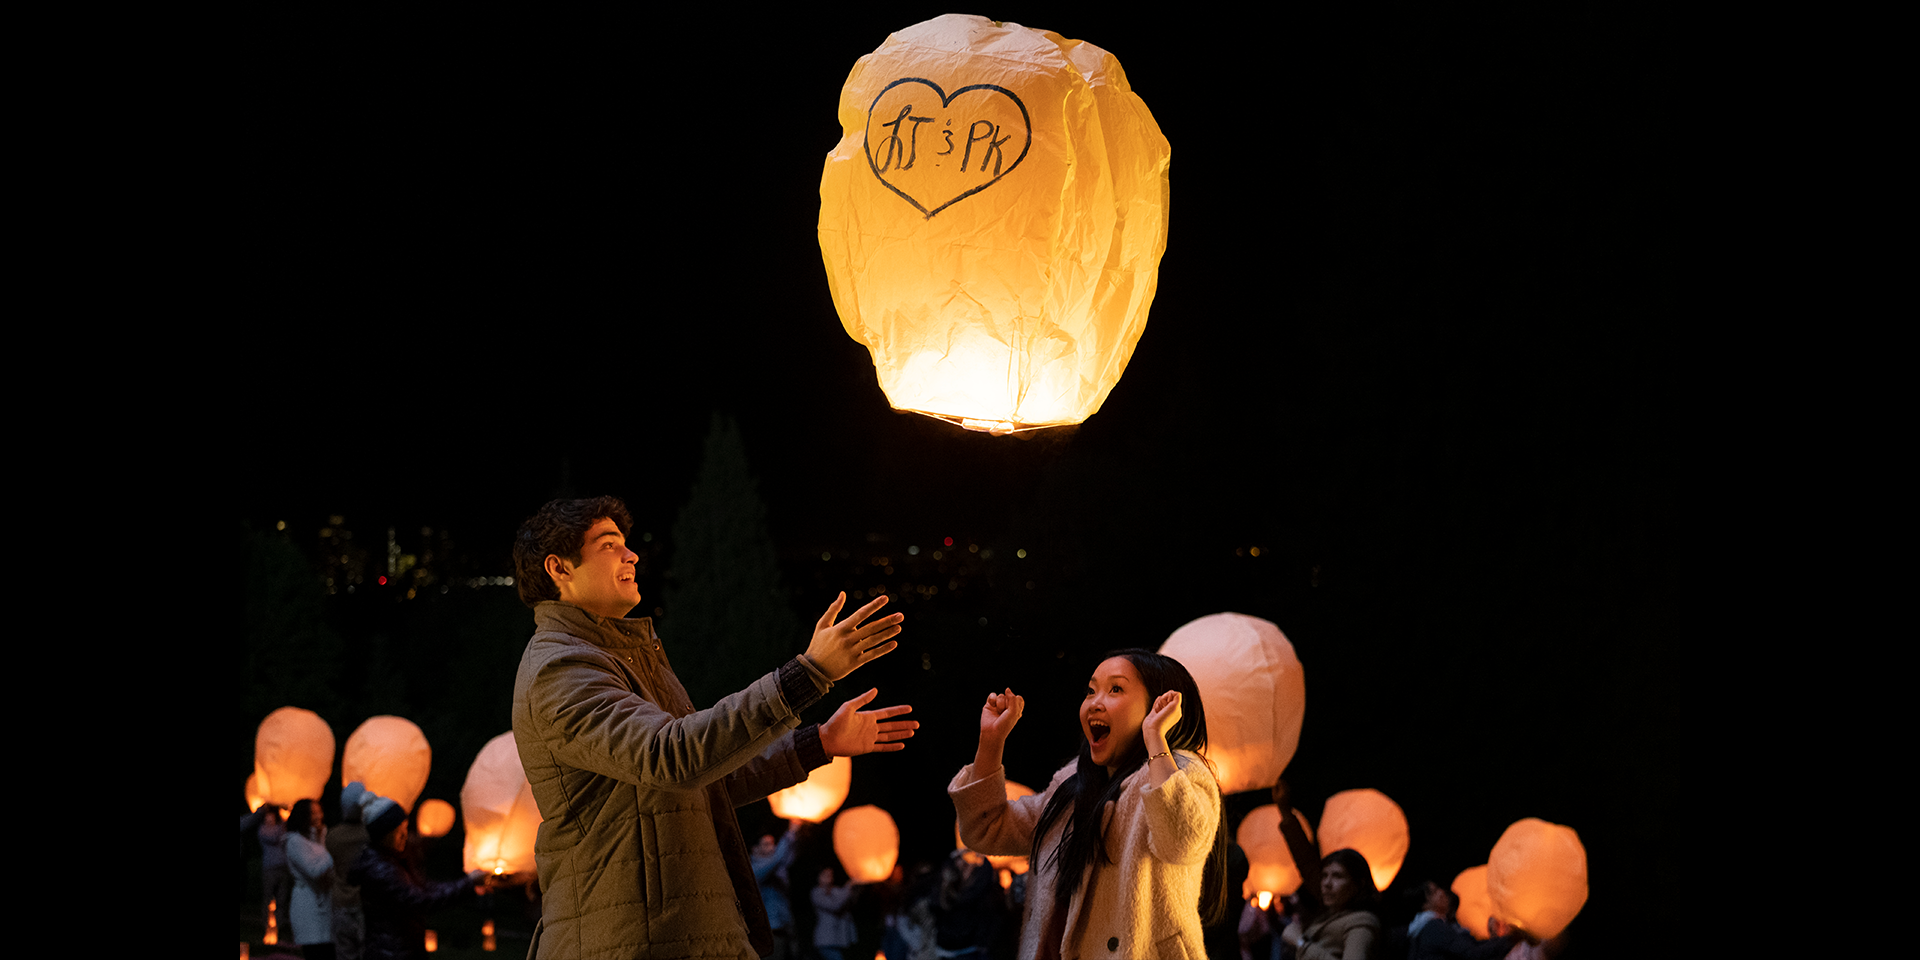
1281, 848, 1383, 960
347, 793, 497, 960
509, 497, 919, 959
949, 649, 1226, 959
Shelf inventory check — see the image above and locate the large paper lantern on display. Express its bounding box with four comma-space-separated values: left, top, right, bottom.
253, 707, 335, 809
819, 14, 1171, 434
1157, 613, 1306, 795
768, 754, 852, 823
1237, 804, 1318, 899
1452, 865, 1494, 941
460, 732, 542, 876
343, 716, 432, 813
1486, 818, 1587, 940
833, 804, 900, 883
415, 798, 456, 838
1318, 789, 1409, 891
954, 780, 1035, 873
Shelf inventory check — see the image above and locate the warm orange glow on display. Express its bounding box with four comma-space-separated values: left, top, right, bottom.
482, 919, 496, 952
1452, 865, 1494, 941
460, 732, 542, 876
244, 773, 267, 813
344, 716, 433, 813
416, 798, 456, 838
1487, 818, 1587, 940
769, 754, 852, 823
264, 898, 278, 945
833, 805, 900, 883
1237, 803, 1311, 899
819, 14, 1170, 432
1158, 613, 1306, 795
1318, 789, 1409, 891
254, 707, 335, 809
998, 868, 1013, 890
424, 929, 437, 953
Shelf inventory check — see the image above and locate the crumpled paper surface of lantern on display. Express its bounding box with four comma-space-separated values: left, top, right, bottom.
833, 804, 900, 883
1158, 613, 1306, 795
460, 731, 542, 876
1237, 803, 1315, 898
343, 715, 432, 813
1317, 788, 1409, 892
1487, 818, 1587, 940
769, 753, 851, 823
254, 706, 335, 809
1452, 864, 1495, 941
820, 13, 1170, 432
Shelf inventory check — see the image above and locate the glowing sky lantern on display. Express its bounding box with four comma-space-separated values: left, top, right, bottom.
819, 14, 1171, 434
254, 707, 335, 809
1236, 803, 1314, 899
1487, 818, 1587, 940
245, 773, 268, 813
460, 732, 542, 877
833, 805, 900, 883
954, 780, 1035, 874
1318, 789, 1409, 891
343, 716, 432, 813
1157, 613, 1305, 795
768, 754, 852, 823
1452, 865, 1494, 941
415, 798, 456, 838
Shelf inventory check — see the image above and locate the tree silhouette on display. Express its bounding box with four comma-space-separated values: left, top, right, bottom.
663, 413, 800, 708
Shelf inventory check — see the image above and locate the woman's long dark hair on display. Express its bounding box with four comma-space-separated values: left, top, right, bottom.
1031, 649, 1229, 928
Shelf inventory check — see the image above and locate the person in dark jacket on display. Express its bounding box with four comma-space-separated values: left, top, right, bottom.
347, 795, 490, 960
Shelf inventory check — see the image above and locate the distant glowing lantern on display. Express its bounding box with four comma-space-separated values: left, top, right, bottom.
1317, 789, 1409, 891
1157, 613, 1306, 795
253, 707, 335, 809
344, 716, 432, 813
833, 805, 900, 883
416, 798, 456, 838
264, 899, 278, 944
1486, 818, 1587, 940
244, 773, 268, 813
819, 13, 1171, 434
1452, 865, 1494, 941
769, 754, 852, 823
954, 780, 1035, 874
1237, 803, 1315, 899
481, 919, 496, 952
424, 929, 437, 953
460, 732, 542, 877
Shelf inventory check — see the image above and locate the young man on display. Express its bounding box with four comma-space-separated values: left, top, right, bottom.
510, 496, 915, 959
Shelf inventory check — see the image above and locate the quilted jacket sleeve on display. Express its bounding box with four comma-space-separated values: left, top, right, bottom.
520, 642, 818, 793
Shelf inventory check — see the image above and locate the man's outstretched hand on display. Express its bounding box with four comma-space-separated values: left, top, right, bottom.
807, 592, 904, 680
819, 688, 918, 757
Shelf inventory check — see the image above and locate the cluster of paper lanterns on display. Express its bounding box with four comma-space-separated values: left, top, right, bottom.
820, 14, 1171, 434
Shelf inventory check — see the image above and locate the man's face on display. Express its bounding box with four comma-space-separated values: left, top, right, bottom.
552, 517, 641, 618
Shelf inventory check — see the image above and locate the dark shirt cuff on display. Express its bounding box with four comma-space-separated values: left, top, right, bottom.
778, 657, 826, 714
792, 723, 830, 770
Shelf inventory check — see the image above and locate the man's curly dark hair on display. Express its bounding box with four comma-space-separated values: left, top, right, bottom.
512, 496, 634, 607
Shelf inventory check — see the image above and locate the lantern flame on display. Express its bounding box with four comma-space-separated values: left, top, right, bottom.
1256, 891, 1274, 910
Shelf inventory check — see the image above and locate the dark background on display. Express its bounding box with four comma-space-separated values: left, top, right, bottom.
240, 6, 1677, 955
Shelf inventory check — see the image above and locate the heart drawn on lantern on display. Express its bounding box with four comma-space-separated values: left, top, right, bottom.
864, 78, 1032, 219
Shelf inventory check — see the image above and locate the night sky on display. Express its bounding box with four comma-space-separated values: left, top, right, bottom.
242, 8, 1675, 954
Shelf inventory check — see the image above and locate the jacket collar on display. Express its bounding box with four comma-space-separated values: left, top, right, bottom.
534, 600, 658, 650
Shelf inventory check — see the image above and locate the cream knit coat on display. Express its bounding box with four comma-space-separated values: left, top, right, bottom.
950, 752, 1219, 959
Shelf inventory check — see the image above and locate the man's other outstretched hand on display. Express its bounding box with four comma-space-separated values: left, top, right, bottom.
820, 688, 918, 757
807, 592, 904, 680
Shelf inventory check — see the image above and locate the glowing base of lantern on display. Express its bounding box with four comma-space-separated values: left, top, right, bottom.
910, 409, 1075, 436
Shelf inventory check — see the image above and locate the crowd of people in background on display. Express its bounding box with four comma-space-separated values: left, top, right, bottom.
241, 782, 517, 960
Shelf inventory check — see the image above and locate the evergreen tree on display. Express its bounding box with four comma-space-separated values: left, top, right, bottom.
663, 413, 799, 708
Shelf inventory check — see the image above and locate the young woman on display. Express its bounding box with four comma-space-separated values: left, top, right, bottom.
949, 649, 1226, 959
284, 798, 336, 960
1282, 848, 1382, 960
